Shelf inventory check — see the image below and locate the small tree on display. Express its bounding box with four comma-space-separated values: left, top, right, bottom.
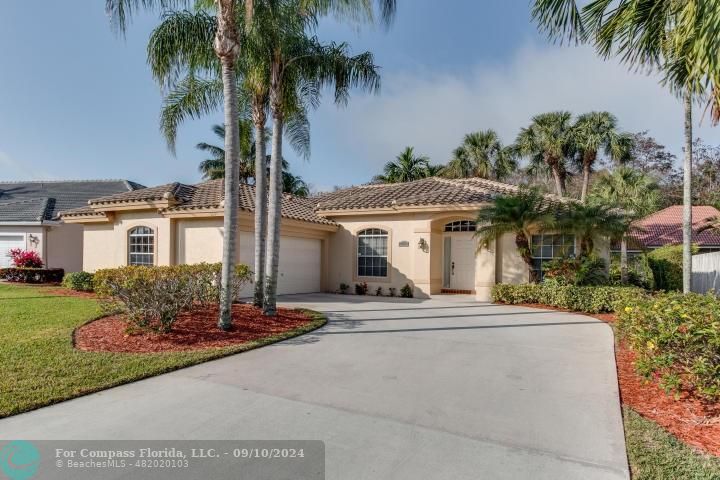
475, 188, 557, 282
556, 202, 629, 257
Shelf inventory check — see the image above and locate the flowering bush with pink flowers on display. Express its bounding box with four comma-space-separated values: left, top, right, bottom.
8, 248, 44, 268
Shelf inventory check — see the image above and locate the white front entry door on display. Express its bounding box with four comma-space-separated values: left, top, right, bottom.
443, 233, 475, 291
0, 234, 25, 267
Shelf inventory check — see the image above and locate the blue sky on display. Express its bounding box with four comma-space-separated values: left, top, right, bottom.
1, 1, 718, 191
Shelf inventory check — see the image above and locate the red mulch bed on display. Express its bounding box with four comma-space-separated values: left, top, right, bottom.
507, 302, 720, 456
74, 304, 315, 353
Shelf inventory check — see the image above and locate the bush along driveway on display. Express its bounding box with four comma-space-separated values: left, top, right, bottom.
0, 283, 325, 417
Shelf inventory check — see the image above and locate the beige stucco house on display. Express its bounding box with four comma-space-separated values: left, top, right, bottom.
0, 180, 141, 272
61, 177, 580, 301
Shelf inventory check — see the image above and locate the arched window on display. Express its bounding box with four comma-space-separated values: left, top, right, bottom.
357, 228, 388, 277
444, 220, 476, 232
128, 226, 155, 266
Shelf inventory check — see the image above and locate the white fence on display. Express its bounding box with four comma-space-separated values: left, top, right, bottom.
692, 251, 720, 295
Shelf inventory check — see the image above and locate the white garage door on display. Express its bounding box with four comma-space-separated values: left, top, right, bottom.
0, 234, 25, 267
239, 233, 322, 295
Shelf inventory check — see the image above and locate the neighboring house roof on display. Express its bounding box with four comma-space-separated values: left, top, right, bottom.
62, 179, 336, 226
312, 177, 547, 212
627, 205, 720, 249
0, 180, 142, 223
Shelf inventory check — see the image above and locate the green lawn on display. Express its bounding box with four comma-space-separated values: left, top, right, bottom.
624, 407, 720, 479
0, 283, 325, 418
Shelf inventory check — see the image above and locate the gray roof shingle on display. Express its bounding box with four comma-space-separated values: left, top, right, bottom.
0, 180, 142, 222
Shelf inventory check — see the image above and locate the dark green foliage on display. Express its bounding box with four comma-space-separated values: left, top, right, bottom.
400, 283, 413, 298
355, 282, 368, 295
647, 244, 698, 291
617, 292, 720, 401
0, 268, 64, 284
62, 272, 95, 292
339, 283, 349, 294
542, 255, 609, 286
375, 286, 383, 296
492, 282, 647, 314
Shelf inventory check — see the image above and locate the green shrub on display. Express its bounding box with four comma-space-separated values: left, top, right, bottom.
400, 283, 413, 298
0, 267, 64, 284
617, 292, 720, 400
93, 263, 252, 333
355, 282, 368, 295
375, 286, 383, 296
62, 271, 95, 292
339, 283, 349, 294
543, 255, 609, 286
647, 244, 698, 291
492, 282, 647, 314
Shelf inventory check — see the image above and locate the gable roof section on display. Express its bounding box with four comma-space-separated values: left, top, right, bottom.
0, 180, 142, 222
312, 177, 555, 212
63, 179, 336, 226
629, 205, 720, 248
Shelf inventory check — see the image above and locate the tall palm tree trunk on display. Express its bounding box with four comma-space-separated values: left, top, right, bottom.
620, 235, 628, 284
551, 167, 565, 197
215, 0, 241, 330
252, 103, 268, 308
580, 152, 595, 203
682, 90, 693, 294
264, 109, 283, 316
516, 233, 538, 282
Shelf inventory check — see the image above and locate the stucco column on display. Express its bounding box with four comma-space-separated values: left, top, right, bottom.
474, 240, 496, 302
412, 222, 433, 299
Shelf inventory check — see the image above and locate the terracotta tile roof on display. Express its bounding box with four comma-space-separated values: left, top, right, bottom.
629, 205, 720, 248
63, 179, 336, 226
312, 177, 562, 211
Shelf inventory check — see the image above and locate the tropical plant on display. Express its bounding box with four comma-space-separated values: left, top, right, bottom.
556, 202, 629, 257
373, 147, 432, 183
197, 123, 256, 181
8, 249, 43, 268
572, 112, 633, 202
282, 171, 310, 197
443, 130, 517, 181
515, 111, 575, 196
531, 0, 720, 293
475, 188, 557, 282
590, 166, 661, 282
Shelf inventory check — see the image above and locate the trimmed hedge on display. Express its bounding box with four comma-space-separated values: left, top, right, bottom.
617, 292, 720, 400
0, 267, 64, 284
647, 244, 698, 291
93, 263, 252, 332
492, 282, 647, 313
62, 271, 95, 292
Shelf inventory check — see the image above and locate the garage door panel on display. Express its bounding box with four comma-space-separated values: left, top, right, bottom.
0, 235, 25, 268
238, 233, 321, 296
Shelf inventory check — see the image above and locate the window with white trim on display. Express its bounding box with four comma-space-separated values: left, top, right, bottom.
357, 228, 388, 277
531, 234, 575, 281
128, 226, 155, 266
444, 220, 476, 232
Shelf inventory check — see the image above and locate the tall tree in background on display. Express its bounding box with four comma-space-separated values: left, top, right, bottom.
197, 123, 255, 181
590, 167, 661, 282
515, 111, 575, 196
443, 130, 517, 181
374, 147, 432, 183
572, 112, 632, 202
531, 0, 720, 293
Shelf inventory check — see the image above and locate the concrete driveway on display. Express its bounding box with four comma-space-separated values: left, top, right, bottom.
0, 294, 628, 479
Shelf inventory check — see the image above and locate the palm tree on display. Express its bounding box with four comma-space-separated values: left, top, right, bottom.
590, 167, 660, 282
572, 112, 633, 202
259, 4, 384, 316
515, 112, 575, 197
444, 130, 517, 181
374, 147, 431, 183
531, 0, 720, 292
282, 171, 310, 197
556, 202, 629, 258
197, 123, 256, 181
475, 188, 557, 282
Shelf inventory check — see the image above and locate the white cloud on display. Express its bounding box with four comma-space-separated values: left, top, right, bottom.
309, 43, 720, 180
